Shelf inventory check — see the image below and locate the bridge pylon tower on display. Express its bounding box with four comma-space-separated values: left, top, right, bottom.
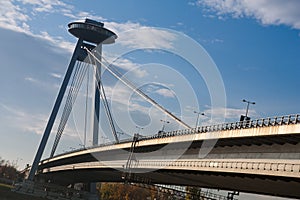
28, 18, 117, 181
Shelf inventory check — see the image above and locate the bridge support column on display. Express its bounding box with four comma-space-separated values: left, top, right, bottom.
92, 45, 102, 146
27, 19, 117, 182
28, 38, 83, 181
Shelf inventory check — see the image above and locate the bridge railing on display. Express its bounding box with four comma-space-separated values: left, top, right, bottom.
144, 114, 300, 140
51, 114, 299, 158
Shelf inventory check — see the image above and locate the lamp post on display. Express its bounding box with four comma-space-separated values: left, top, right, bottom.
242, 99, 255, 118
194, 111, 205, 128
160, 119, 170, 132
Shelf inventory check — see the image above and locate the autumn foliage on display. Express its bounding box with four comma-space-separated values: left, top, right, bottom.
0, 157, 19, 181
99, 183, 172, 200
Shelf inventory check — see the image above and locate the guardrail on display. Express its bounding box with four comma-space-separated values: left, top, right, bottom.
144, 114, 300, 140
137, 159, 300, 177
51, 114, 300, 158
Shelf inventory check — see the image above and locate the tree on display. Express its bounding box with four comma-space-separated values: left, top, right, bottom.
0, 157, 24, 182
186, 186, 202, 200
99, 183, 160, 200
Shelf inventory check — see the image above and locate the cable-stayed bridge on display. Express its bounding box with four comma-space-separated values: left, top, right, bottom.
14, 19, 300, 200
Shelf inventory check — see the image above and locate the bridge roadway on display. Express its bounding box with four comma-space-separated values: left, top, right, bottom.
38, 114, 300, 198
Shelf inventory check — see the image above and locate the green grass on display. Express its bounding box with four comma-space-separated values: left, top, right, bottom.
0, 183, 13, 189
0, 183, 46, 200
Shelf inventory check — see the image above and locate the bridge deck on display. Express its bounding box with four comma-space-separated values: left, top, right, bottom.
38, 115, 300, 199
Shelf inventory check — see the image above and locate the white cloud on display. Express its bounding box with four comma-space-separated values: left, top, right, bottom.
0, 0, 184, 131
105, 84, 139, 111
0, 0, 74, 53
105, 21, 177, 49
104, 84, 160, 115
106, 57, 148, 78
103, 83, 181, 133
0, 0, 30, 33
211, 38, 223, 43
37, 31, 74, 53
0, 0, 71, 33
17, 0, 72, 13
1, 0, 179, 56
0, 102, 47, 135
24, 76, 60, 90
23, 30, 74, 53
196, 0, 300, 29
203, 106, 258, 122
155, 88, 176, 98
24, 77, 38, 83
142, 83, 176, 99
50, 73, 62, 79
63, 10, 106, 22
0, 102, 82, 140
118, 26, 176, 49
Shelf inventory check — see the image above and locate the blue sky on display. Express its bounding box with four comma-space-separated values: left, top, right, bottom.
0, 1, 299, 198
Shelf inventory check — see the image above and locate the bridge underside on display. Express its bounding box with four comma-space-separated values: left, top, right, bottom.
37, 167, 300, 199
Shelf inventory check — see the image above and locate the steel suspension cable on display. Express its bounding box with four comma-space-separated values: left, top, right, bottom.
86, 48, 191, 129
55, 62, 82, 136
87, 52, 119, 143
50, 62, 82, 156
50, 61, 89, 157
99, 81, 119, 143
83, 64, 90, 148
52, 62, 88, 155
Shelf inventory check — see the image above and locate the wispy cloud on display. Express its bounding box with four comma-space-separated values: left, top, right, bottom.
107, 57, 148, 78
103, 21, 177, 49
0, 102, 47, 135
200, 38, 224, 44
0, 0, 72, 33
0, 101, 83, 140
0, 0, 74, 53
119, 27, 176, 49
195, 0, 300, 30
155, 88, 176, 98
105, 84, 174, 116
36, 31, 74, 53
203, 106, 258, 123
17, 0, 72, 13
63, 10, 106, 22
24, 76, 60, 90
1, 0, 189, 133
24, 77, 38, 83
1, 0, 179, 56
102, 84, 184, 133
50, 73, 62, 79
0, 0, 30, 33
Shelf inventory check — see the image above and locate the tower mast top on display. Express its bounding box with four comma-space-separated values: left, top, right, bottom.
68, 18, 117, 44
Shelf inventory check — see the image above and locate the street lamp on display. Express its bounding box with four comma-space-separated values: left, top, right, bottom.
242, 99, 255, 118
194, 111, 205, 128
160, 119, 170, 132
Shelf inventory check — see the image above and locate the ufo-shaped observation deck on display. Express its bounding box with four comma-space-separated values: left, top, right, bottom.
68, 19, 117, 44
